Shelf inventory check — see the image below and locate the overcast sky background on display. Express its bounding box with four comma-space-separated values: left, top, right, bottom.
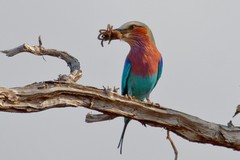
0, 0, 240, 159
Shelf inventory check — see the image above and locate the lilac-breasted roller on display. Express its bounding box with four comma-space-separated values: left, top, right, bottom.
106, 21, 163, 154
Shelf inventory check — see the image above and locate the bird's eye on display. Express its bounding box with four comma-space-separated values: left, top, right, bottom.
128, 25, 137, 30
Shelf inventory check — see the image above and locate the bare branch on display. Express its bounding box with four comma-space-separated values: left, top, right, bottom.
1, 37, 82, 82
1, 38, 240, 155
0, 81, 240, 151
167, 130, 178, 160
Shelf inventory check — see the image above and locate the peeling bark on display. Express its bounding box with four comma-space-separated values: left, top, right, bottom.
0, 81, 239, 151
1, 38, 240, 155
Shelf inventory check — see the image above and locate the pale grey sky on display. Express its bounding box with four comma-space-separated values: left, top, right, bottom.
0, 0, 240, 159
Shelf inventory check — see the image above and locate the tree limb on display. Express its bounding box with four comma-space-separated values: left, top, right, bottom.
1, 38, 240, 154
1, 36, 82, 82
0, 81, 240, 151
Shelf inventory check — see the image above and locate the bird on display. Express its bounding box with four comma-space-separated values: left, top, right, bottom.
111, 21, 163, 154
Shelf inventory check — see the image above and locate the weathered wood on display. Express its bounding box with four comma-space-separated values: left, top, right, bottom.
1, 37, 82, 82
1, 38, 240, 156
0, 81, 239, 151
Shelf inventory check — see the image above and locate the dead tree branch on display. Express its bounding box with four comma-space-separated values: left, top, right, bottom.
0, 81, 239, 151
1, 39, 240, 155
1, 36, 82, 82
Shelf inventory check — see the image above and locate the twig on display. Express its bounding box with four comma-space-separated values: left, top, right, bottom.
38, 35, 43, 47
233, 104, 240, 118
167, 130, 178, 160
38, 36, 47, 62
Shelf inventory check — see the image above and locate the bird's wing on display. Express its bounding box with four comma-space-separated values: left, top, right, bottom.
121, 59, 132, 95
153, 57, 163, 88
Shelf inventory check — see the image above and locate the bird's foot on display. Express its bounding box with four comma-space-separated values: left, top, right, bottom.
146, 98, 154, 104
146, 98, 161, 108
124, 95, 136, 100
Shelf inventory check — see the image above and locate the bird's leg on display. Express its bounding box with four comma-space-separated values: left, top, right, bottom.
146, 96, 159, 106
146, 97, 151, 103
146, 97, 155, 105
124, 94, 132, 100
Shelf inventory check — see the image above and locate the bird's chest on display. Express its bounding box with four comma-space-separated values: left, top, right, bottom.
129, 52, 159, 77
126, 49, 160, 99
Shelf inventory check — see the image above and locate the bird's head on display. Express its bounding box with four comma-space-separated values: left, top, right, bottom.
111, 21, 156, 47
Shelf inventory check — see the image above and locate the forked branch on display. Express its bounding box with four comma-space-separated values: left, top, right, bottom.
1, 37, 240, 158
1, 36, 82, 82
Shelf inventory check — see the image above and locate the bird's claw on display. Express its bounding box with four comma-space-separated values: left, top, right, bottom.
147, 98, 155, 105
124, 94, 136, 100
146, 98, 161, 108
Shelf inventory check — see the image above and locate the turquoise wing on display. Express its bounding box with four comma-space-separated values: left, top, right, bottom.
121, 59, 132, 95
153, 58, 163, 88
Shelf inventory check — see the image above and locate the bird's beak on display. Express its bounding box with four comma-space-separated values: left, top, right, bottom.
110, 28, 124, 40
113, 28, 131, 39
98, 25, 130, 46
